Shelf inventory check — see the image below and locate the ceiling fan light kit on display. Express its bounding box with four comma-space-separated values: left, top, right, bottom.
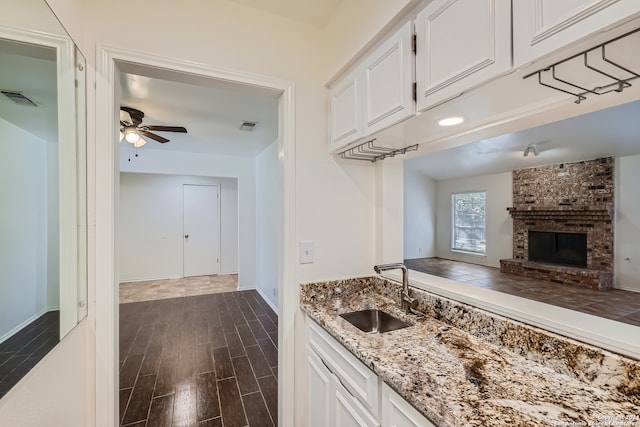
119, 106, 187, 147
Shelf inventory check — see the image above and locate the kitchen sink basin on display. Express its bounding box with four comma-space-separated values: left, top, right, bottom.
339, 309, 411, 333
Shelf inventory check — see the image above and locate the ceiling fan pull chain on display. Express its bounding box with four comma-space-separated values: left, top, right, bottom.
128, 147, 131, 162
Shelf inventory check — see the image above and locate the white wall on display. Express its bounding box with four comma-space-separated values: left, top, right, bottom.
256, 140, 280, 310
375, 160, 404, 264
435, 172, 513, 268
119, 173, 238, 282
0, 118, 56, 342
0, 320, 89, 426
120, 148, 253, 286
615, 155, 640, 292
403, 165, 436, 259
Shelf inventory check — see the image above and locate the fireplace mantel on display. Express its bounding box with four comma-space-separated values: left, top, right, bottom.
506, 206, 613, 221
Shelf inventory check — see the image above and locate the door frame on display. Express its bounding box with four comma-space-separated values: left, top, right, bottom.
95, 45, 296, 426
182, 183, 221, 278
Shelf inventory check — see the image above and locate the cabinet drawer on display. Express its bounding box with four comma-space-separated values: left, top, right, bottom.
308, 320, 380, 417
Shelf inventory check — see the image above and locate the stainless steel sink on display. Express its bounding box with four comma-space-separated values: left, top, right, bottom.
339, 309, 411, 333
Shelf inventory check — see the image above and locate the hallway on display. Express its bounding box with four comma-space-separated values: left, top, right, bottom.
119, 290, 278, 426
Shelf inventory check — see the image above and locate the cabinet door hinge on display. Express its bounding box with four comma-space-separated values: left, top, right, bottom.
411, 34, 417, 54
412, 82, 417, 102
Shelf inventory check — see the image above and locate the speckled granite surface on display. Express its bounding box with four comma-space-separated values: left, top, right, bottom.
300, 277, 640, 427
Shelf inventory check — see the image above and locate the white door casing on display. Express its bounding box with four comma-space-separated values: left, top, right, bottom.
183, 184, 220, 277
96, 46, 296, 427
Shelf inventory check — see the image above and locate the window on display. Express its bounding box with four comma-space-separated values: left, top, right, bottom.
452, 191, 486, 255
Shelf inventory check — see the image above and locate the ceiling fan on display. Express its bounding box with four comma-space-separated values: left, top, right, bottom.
120, 106, 187, 147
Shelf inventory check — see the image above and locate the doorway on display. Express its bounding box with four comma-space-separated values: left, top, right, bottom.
97, 47, 295, 427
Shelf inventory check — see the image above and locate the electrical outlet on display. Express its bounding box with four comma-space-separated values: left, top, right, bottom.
299, 241, 314, 264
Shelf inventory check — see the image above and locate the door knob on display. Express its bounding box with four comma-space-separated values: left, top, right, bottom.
184, 234, 189, 239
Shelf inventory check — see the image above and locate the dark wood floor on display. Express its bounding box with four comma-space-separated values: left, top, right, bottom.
405, 257, 640, 326
0, 310, 59, 398
119, 290, 278, 427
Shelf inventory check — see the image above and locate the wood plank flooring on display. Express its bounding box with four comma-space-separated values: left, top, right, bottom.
119, 290, 278, 427
0, 310, 59, 398
405, 257, 640, 326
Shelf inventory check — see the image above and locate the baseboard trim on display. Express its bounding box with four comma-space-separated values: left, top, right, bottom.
614, 285, 640, 293
0, 308, 48, 345
256, 288, 278, 315
119, 275, 182, 283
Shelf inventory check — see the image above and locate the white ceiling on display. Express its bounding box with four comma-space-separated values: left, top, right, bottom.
119, 64, 281, 157
227, 0, 343, 28
0, 38, 57, 142
405, 100, 640, 180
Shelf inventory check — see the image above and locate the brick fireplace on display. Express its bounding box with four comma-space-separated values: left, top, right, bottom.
499, 157, 614, 291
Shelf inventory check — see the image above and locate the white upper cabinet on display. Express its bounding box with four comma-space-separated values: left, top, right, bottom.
415, 0, 512, 111
363, 21, 415, 136
329, 21, 414, 153
329, 68, 364, 152
513, 0, 640, 68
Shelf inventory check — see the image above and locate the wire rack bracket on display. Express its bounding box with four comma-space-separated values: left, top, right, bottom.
523, 27, 640, 104
338, 139, 418, 162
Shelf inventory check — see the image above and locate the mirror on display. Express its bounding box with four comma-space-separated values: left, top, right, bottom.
403, 98, 640, 329
0, 0, 87, 398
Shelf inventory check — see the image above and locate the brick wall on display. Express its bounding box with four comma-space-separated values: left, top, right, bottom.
501, 157, 614, 290
512, 157, 614, 211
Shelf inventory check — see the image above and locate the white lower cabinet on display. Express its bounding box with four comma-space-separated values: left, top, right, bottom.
307, 319, 435, 427
308, 350, 332, 427
308, 350, 379, 427
381, 383, 436, 427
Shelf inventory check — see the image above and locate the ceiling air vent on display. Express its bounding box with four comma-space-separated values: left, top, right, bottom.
1, 90, 37, 107
239, 121, 258, 132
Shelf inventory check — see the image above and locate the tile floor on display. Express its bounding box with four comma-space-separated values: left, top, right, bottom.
0, 311, 60, 398
120, 275, 238, 304
119, 290, 277, 427
405, 257, 640, 327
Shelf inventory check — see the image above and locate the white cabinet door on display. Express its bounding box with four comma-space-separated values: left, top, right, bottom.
334, 376, 381, 427
513, 0, 640, 68
329, 69, 364, 152
381, 383, 436, 427
363, 21, 415, 136
415, 0, 512, 111
309, 350, 333, 427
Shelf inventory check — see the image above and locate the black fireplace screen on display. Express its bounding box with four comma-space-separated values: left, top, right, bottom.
528, 231, 587, 267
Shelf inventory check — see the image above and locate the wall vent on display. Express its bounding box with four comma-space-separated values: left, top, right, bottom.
239, 121, 257, 132
1, 90, 37, 107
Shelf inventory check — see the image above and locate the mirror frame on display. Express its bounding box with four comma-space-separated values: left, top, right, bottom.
0, 25, 81, 338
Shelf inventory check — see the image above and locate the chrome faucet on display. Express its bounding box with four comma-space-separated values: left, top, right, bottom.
373, 263, 419, 313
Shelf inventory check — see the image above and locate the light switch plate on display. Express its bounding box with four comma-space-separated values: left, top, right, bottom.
299, 241, 314, 264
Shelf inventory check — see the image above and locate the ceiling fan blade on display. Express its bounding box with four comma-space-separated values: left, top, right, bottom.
140, 130, 170, 143
145, 125, 187, 133
120, 110, 133, 126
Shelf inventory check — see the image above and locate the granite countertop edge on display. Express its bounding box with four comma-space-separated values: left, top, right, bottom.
299, 277, 640, 427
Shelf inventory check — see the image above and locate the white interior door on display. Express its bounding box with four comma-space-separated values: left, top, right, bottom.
183, 184, 220, 277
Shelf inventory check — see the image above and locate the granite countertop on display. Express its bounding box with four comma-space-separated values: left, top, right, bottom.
300, 277, 640, 427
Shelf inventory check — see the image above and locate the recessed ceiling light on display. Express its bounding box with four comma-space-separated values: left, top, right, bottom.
438, 116, 464, 126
